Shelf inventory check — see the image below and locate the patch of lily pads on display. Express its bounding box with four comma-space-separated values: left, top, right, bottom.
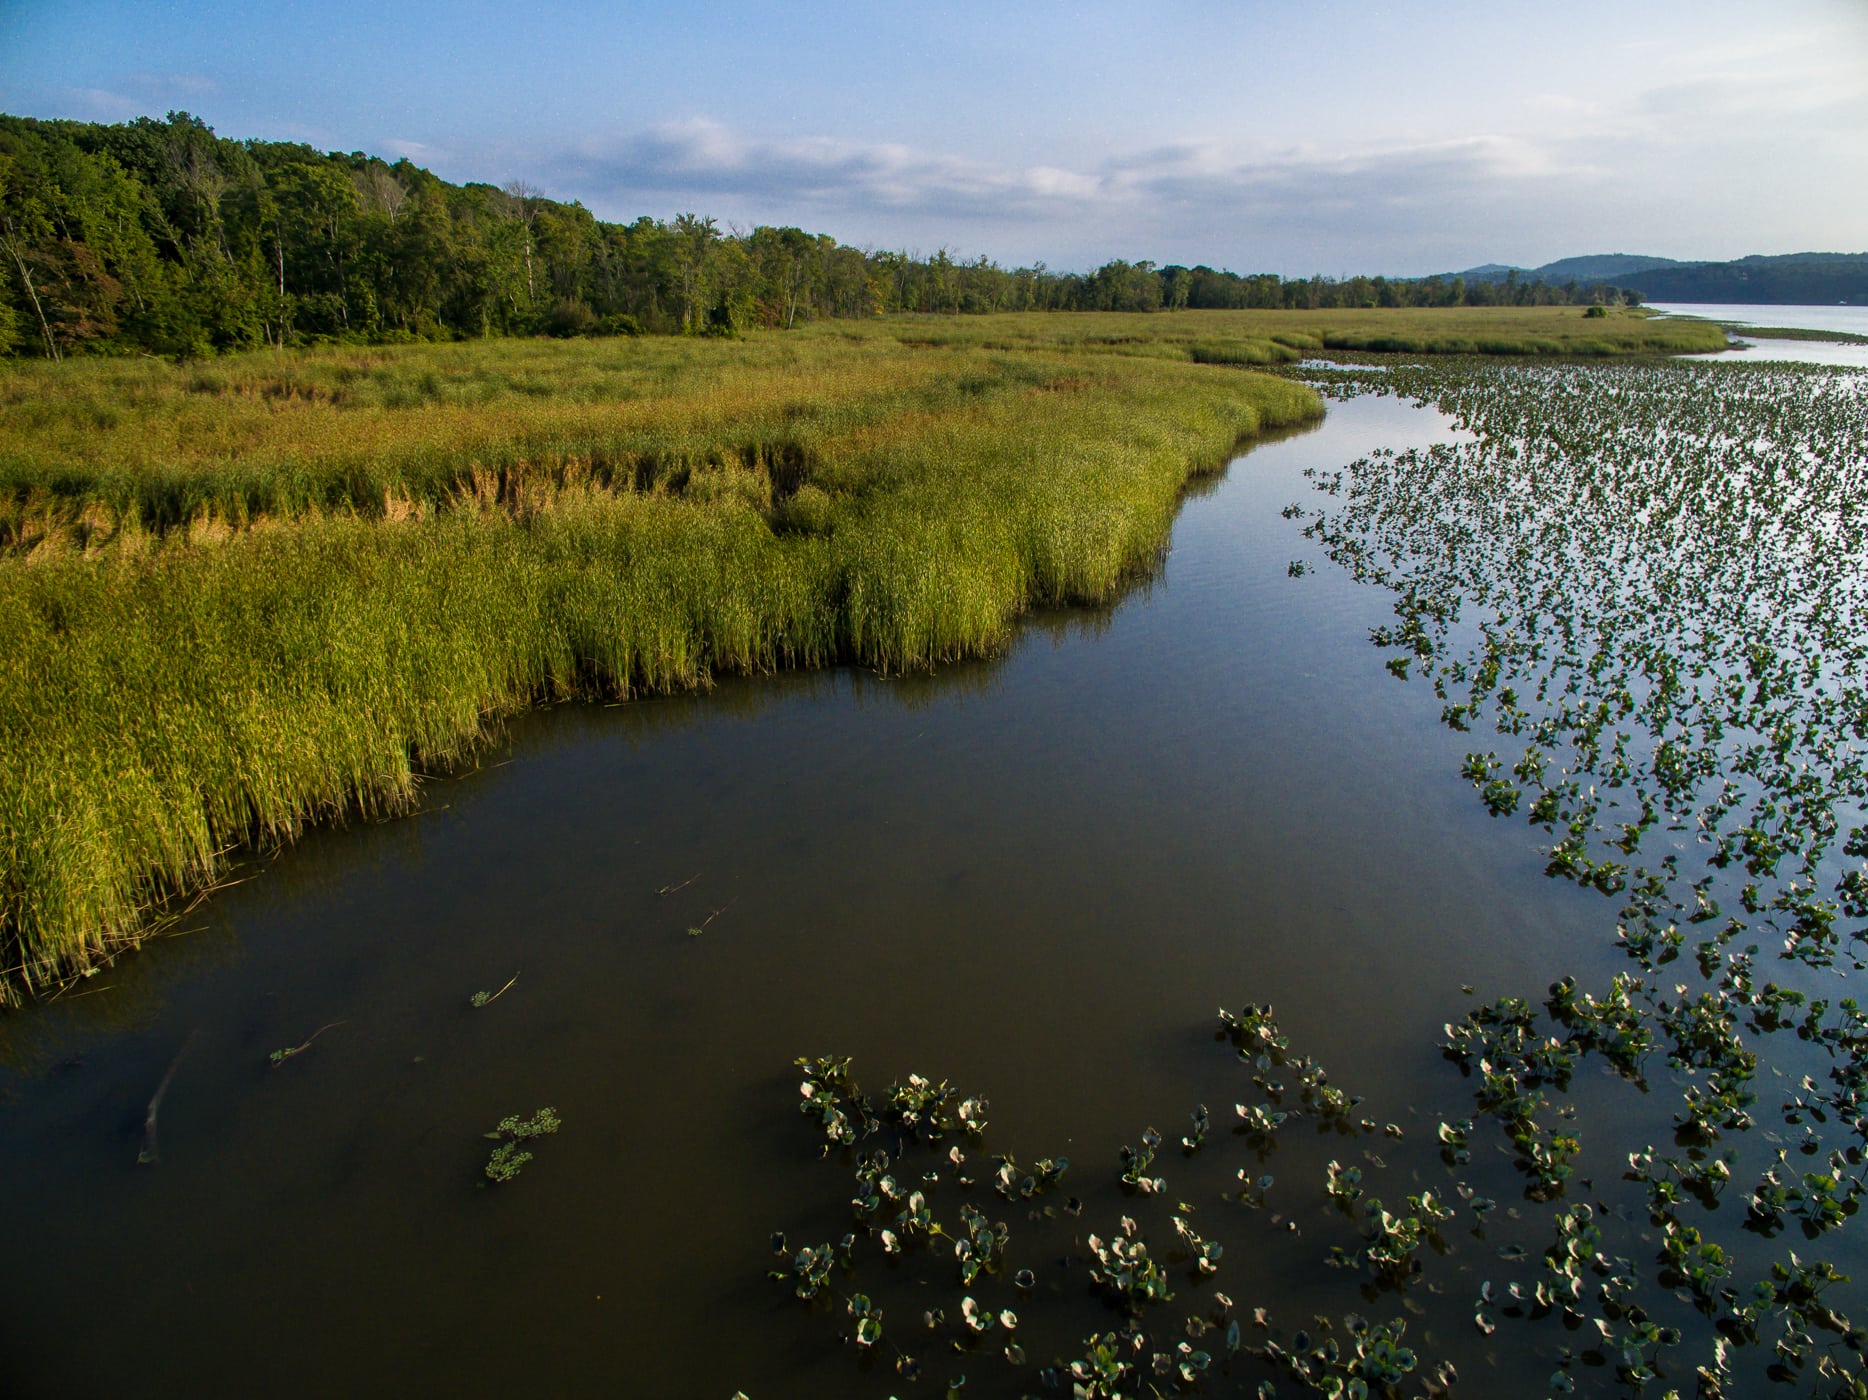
766, 1013, 1474, 1397
1298, 359, 1868, 1395
763, 358, 1868, 1396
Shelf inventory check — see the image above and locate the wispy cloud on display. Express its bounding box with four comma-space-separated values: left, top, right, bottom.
123, 71, 220, 99
515, 94, 1863, 274
523, 117, 1608, 268
63, 86, 143, 121
1615, 20, 1868, 133
62, 72, 223, 121
544, 119, 1581, 223
453, 13, 1868, 275
545, 118, 1114, 220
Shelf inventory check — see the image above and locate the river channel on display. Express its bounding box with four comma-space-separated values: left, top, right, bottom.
0, 377, 1811, 1396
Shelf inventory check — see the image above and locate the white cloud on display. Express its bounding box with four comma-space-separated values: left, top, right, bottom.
485, 59, 1863, 274
539, 119, 1593, 250
552, 118, 1099, 218
122, 71, 221, 99
62, 72, 223, 121
63, 86, 143, 121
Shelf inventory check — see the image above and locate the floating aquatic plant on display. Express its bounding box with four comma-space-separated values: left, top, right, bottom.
482, 1106, 561, 1183
761, 357, 1868, 1397
1293, 356, 1868, 1396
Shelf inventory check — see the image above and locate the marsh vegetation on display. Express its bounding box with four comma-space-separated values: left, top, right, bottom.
0, 317, 1329, 992
0, 307, 1721, 997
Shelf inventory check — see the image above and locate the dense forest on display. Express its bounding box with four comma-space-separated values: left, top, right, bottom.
0, 111, 1633, 360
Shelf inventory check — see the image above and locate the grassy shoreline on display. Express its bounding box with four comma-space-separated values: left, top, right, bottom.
0, 308, 1728, 997
1724, 323, 1868, 345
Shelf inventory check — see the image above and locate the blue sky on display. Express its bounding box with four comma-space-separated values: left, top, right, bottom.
3, 0, 1863, 275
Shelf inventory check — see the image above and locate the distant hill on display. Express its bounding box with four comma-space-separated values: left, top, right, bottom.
1531, 254, 1685, 284
1447, 252, 1868, 305
1452, 254, 1678, 284
1622, 253, 1868, 305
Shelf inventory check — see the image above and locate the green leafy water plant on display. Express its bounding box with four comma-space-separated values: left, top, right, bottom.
767, 1015, 1472, 1397
1290, 357, 1868, 1397
764, 358, 1868, 1397
482, 1106, 561, 1183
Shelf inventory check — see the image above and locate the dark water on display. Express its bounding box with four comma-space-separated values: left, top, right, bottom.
0, 395, 1636, 1397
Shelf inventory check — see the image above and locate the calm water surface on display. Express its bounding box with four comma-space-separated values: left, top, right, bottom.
1653, 301, 1868, 368
0, 395, 1648, 1397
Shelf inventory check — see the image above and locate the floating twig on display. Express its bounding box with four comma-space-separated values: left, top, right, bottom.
50, 984, 113, 1003
414, 759, 512, 782
269, 1020, 346, 1067
470, 974, 520, 1008
176, 871, 255, 917
139, 1029, 198, 1165
686, 899, 736, 937
655, 873, 700, 896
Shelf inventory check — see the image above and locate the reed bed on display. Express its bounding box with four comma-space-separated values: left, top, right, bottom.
0, 309, 1722, 551
0, 321, 1330, 993
0, 308, 1728, 994
858, 305, 1729, 360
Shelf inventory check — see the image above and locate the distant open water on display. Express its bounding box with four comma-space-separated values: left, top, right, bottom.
1652, 301, 1868, 368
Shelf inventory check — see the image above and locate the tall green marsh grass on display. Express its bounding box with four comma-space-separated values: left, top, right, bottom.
0, 320, 1330, 992
0, 307, 1728, 993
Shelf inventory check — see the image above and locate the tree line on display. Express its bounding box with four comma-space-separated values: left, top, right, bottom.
0, 112, 1635, 360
